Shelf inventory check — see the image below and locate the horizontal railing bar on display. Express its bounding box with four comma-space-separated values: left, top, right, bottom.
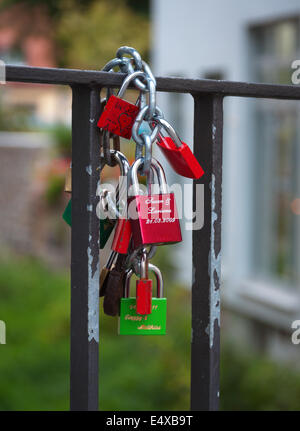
5, 64, 300, 100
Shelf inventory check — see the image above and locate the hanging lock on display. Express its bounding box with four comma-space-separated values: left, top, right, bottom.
99, 151, 130, 293
97, 71, 147, 139
119, 264, 167, 335
155, 118, 204, 179
128, 158, 182, 249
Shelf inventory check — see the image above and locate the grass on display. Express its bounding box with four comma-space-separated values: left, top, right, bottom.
0, 252, 299, 410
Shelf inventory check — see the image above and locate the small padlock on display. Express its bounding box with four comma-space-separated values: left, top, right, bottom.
155, 118, 204, 179
136, 251, 152, 315
119, 264, 167, 335
127, 157, 182, 249
97, 71, 146, 139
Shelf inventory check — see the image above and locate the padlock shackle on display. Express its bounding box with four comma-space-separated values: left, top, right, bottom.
124, 264, 163, 298
148, 263, 163, 298
101, 150, 129, 218
157, 118, 182, 149
128, 157, 168, 196
118, 71, 147, 99
140, 250, 149, 279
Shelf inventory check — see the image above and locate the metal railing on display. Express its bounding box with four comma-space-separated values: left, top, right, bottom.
5, 65, 300, 411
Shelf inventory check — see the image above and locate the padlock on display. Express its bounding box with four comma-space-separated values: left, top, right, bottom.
99, 150, 130, 289
127, 157, 182, 249
136, 251, 152, 315
119, 264, 167, 335
97, 71, 146, 139
155, 118, 204, 179
100, 218, 132, 294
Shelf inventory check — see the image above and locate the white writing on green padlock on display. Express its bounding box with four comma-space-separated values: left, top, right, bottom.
119, 264, 167, 335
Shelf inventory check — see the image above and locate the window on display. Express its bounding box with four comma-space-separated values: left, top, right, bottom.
251, 19, 300, 285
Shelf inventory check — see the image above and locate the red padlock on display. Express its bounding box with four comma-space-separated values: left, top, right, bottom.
155, 118, 204, 179
136, 252, 152, 315
97, 71, 146, 139
128, 158, 182, 249
111, 217, 132, 254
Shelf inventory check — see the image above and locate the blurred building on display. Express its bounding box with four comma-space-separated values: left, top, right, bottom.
0, 2, 71, 263
0, 2, 70, 125
152, 0, 300, 360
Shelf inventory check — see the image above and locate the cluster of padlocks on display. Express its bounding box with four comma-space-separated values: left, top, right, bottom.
63, 47, 204, 335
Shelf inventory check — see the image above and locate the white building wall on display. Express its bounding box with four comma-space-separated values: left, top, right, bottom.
151, 0, 300, 285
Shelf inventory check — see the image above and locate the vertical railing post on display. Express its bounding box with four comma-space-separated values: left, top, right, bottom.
70, 85, 101, 411
191, 94, 223, 411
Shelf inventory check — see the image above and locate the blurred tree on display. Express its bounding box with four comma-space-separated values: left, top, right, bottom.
1, 0, 150, 68
56, 0, 150, 68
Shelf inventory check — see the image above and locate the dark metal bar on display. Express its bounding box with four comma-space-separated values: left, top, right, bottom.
6, 64, 300, 100
191, 94, 223, 411
70, 85, 101, 411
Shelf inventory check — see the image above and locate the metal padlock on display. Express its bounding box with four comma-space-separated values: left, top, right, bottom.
127, 158, 182, 249
119, 264, 167, 335
97, 71, 146, 139
155, 118, 204, 179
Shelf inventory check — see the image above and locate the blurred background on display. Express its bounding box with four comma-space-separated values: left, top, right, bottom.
0, 0, 300, 411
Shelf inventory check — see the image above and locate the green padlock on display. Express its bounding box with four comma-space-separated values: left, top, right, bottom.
119, 264, 167, 335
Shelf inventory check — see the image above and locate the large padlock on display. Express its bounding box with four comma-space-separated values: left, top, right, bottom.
119, 264, 167, 335
127, 158, 182, 249
155, 118, 204, 179
97, 71, 146, 139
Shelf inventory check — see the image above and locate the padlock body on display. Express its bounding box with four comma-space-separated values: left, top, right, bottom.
62, 198, 72, 226
111, 218, 132, 254
157, 136, 204, 179
97, 95, 139, 139
136, 279, 152, 315
119, 298, 167, 335
128, 192, 182, 248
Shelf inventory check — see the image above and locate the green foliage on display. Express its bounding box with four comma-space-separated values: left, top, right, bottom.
44, 175, 65, 206
0, 253, 300, 410
0, 254, 70, 410
220, 343, 300, 411
1, 0, 150, 69
49, 124, 71, 158
56, 1, 150, 69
